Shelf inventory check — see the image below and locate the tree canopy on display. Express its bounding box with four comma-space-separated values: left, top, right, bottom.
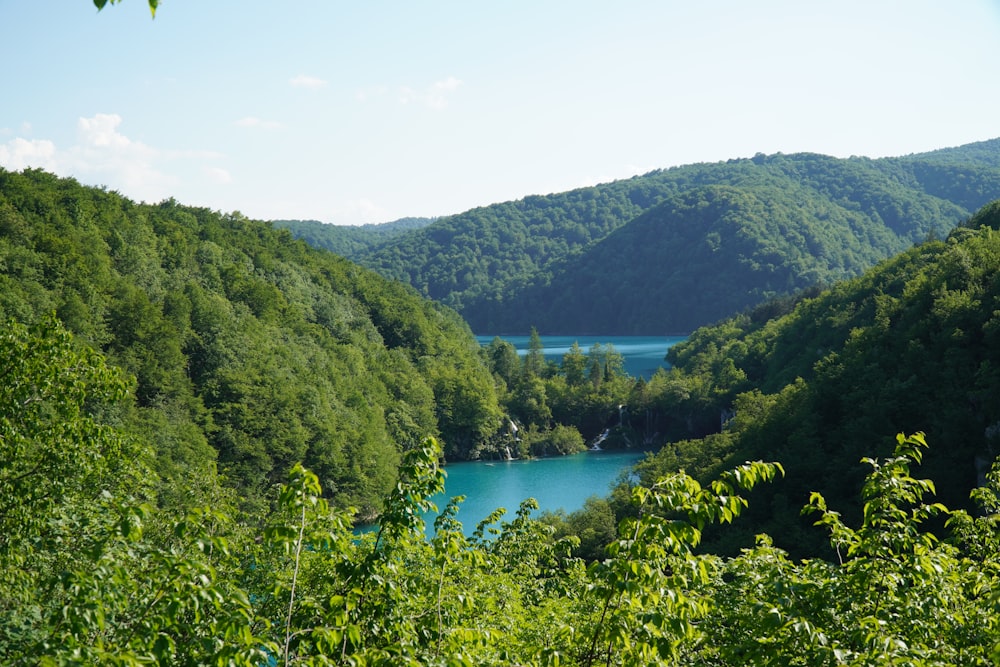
0, 167, 502, 515
628, 200, 1000, 556
6, 159, 1000, 665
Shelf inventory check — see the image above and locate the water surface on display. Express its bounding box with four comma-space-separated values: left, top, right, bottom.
424, 449, 644, 534
475, 334, 685, 379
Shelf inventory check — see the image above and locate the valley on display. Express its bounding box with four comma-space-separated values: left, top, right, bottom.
6, 140, 1000, 663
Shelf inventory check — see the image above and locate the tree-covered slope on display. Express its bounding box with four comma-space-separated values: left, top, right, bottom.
345, 139, 1000, 334
905, 136, 1000, 169
631, 199, 1000, 556
470, 178, 938, 334
0, 168, 502, 516
272, 216, 436, 258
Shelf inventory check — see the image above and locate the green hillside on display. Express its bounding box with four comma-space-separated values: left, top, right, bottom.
629, 199, 1000, 557
342, 140, 1000, 334
272, 216, 436, 258
478, 179, 915, 333
0, 168, 501, 516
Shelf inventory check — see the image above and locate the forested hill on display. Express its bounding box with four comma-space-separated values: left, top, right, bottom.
0, 168, 502, 516
321, 139, 1000, 334
629, 199, 1000, 557
271, 216, 436, 258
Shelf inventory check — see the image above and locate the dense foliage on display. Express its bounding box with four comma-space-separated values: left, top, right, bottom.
4, 325, 1000, 664
0, 168, 502, 515
476, 332, 638, 460
628, 200, 1000, 557
271, 217, 435, 259
306, 140, 1000, 334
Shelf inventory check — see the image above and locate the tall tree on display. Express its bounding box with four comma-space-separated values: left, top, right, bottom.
523, 326, 546, 378
561, 341, 588, 386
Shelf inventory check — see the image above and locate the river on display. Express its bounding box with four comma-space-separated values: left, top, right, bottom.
474, 334, 686, 379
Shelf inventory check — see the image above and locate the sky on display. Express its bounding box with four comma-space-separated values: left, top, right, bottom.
2, 1, 1000, 226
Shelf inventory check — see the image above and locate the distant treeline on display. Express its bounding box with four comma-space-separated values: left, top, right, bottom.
272, 216, 436, 258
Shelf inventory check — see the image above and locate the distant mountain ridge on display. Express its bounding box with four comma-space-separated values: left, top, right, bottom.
271, 216, 436, 258
299, 138, 1000, 335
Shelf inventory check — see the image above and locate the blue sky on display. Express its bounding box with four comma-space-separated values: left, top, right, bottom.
3, 1, 999, 225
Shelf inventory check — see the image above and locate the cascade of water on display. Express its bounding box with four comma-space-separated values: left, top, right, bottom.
506, 420, 519, 459
589, 428, 609, 451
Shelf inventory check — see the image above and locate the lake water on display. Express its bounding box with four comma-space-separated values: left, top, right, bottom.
402, 335, 684, 536
423, 449, 644, 535
475, 334, 686, 379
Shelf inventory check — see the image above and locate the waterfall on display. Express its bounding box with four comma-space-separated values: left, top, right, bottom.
589, 428, 610, 451
505, 420, 518, 459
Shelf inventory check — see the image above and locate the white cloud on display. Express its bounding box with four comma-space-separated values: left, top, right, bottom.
290, 74, 328, 89
0, 137, 58, 170
0, 113, 229, 204
398, 76, 463, 110
67, 113, 169, 194
235, 116, 283, 129
357, 77, 463, 110
0, 122, 32, 138
77, 113, 143, 151
432, 76, 463, 93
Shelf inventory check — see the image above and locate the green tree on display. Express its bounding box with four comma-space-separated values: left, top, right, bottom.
0, 318, 262, 664
485, 335, 521, 389
0, 317, 139, 556
0, 167, 504, 512
343, 143, 1000, 335
561, 340, 588, 386
524, 326, 546, 378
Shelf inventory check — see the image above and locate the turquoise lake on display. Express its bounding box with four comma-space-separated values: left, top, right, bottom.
414, 335, 685, 534
424, 449, 645, 534
474, 334, 686, 379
